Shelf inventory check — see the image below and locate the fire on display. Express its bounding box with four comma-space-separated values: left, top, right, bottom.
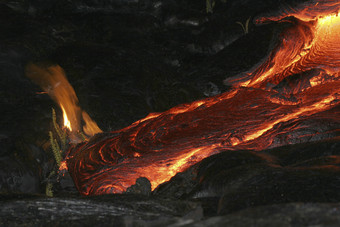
25, 64, 102, 142
28, 2, 340, 195
61, 105, 72, 131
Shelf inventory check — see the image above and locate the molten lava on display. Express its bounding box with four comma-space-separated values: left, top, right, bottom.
28, 2, 340, 195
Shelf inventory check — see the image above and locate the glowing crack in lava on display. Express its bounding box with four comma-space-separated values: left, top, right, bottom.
28, 1, 340, 195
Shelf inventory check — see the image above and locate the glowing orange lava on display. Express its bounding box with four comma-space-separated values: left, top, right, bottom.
30, 2, 340, 195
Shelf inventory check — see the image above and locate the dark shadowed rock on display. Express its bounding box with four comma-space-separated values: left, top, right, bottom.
153, 138, 340, 216
179, 203, 340, 227
0, 156, 39, 193
0, 194, 202, 227
0, 137, 47, 194
125, 177, 152, 195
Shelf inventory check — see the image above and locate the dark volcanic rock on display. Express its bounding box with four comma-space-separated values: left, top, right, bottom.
154, 138, 340, 215
0, 156, 39, 193
0, 194, 202, 227
217, 164, 340, 214
0, 137, 48, 194
125, 177, 152, 195
183, 203, 340, 227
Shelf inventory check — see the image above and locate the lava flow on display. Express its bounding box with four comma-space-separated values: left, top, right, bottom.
28, 1, 340, 195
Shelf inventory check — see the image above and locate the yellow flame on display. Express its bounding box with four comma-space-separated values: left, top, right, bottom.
25, 63, 103, 142
61, 105, 72, 131
82, 111, 102, 137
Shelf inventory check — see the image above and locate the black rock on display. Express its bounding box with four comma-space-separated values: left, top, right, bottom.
125, 177, 152, 195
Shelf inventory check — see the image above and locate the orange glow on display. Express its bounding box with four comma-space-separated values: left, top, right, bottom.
25, 64, 102, 142
239, 95, 337, 146
29, 3, 340, 195
226, 11, 340, 90
59, 160, 68, 172
318, 13, 340, 26
61, 104, 72, 131
82, 111, 102, 137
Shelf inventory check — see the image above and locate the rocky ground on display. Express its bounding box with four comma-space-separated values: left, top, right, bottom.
0, 0, 339, 226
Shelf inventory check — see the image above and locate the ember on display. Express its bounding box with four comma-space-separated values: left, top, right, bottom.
28, 2, 340, 195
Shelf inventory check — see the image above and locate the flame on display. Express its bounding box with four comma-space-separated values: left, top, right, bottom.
82, 111, 103, 137
25, 64, 102, 142
30, 2, 340, 195
61, 104, 72, 131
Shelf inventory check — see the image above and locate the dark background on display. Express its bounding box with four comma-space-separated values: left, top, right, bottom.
1, 1, 340, 226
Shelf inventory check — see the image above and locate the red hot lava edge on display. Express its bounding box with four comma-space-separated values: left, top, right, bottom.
65, 1, 340, 195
